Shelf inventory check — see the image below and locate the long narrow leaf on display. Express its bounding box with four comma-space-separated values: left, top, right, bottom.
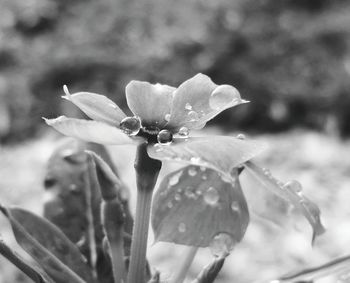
0, 205, 94, 283
0, 239, 53, 283
271, 254, 350, 283
83, 160, 98, 279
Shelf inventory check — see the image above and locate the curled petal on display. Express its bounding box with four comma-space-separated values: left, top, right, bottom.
167, 74, 247, 131
125, 81, 175, 127
63, 87, 126, 125
44, 116, 141, 145
147, 136, 266, 177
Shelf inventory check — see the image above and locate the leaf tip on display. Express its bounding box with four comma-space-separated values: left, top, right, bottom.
311, 223, 326, 246
0, 203, 7, 216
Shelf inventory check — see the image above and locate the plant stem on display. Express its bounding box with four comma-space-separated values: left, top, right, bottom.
127, 143, 161, 283
83, 165, 98, 280
171, 247, 198, 283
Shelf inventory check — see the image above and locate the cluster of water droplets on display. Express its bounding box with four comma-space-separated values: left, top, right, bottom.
209, 232, 235, 257
283, 180, 303, 194
184, 102, 200, 123
261, 167, 305, 206
209, 85, 243, 111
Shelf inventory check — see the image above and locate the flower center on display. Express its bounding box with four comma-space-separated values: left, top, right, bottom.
119, 116, 176, 145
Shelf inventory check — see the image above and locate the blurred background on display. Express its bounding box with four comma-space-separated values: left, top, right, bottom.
1, 0, 350, 282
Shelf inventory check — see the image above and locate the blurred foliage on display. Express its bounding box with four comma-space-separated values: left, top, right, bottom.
0, 0, 350, 143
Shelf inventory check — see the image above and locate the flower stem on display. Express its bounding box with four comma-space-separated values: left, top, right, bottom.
127, 143, 161, 283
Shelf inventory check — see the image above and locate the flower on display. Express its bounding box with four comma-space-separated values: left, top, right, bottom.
44, 73, 265, 178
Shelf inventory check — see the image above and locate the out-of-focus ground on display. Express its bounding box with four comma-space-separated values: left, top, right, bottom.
1, 129, 350, 283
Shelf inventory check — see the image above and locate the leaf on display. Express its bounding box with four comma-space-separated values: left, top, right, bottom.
0, 239, 54, 283
62, 87, 127, 125
44, 116, 140, 145
191, 257, 226, 283
270, 254, 350, 283
148, 136, 265, 178
0, 205, 94, 283
87, 149, 134, 235
151, 165, 249, 247
242, 172, 292, 227
244, 161, 325, 244
147, 271, 160, 283
86, 155, 126, 283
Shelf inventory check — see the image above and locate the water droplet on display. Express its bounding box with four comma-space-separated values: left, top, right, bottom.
204, 187, 219, 205
188, 167, 197, 176
283, 180, 302, 193
167, 202, 173, 208
164, 113, 171, 121
210, 233, 235, 257
237, 133, 245, 140
157, 129, 173, 145
119, 116, 141, 136
209, 85, 241, 110
221, 174, 232, 183
178, 126, 189, 137
201, 174, 207, 180
155, 147, 164, 152
262, 168, 272, 177
109, 103, 117, 109
188, 110, 199, 121
174, 193, 181, 201
69, 184, 80, 194
195, 189, 202, 196
169, 171, 182, 186
185, 187, 197, 199
185, 103, 192, 110
190, 157, 201, 164
231, 201, 240, 212
178, 223, 186, 233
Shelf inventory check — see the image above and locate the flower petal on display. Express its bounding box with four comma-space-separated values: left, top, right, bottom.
63, 86, 126, 125
167, 74, 247, 131
244, 161, 325, 244
152, 166, 249, 247
44, 116, 140, 145
147, 136, 266, 177
125, 81, 175, 127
